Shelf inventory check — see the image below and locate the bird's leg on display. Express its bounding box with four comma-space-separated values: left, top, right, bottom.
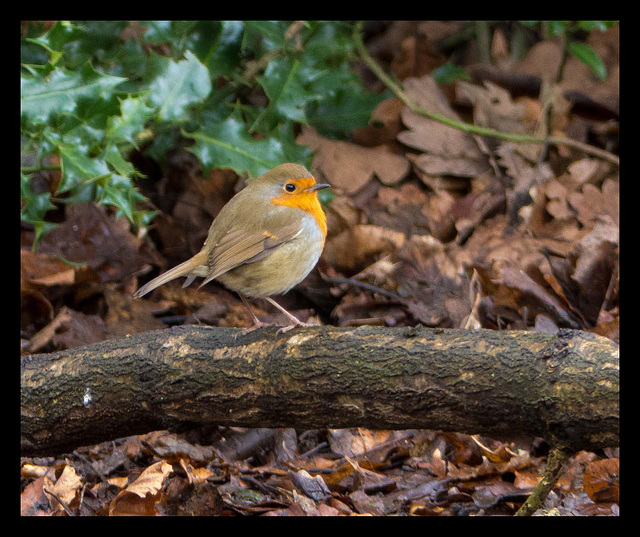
238, 295, 270, 333
237, 295, 313, 335
264, 297, 310, 333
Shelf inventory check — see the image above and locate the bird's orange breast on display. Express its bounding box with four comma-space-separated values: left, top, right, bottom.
270, 177, 327, 237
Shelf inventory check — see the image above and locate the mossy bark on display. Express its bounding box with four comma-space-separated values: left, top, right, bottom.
21, 325, 619, 456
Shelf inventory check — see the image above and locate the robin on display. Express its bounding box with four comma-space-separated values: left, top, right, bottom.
134, 163, 330, 332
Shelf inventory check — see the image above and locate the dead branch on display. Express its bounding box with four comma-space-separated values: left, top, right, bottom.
21, 325, 618, 456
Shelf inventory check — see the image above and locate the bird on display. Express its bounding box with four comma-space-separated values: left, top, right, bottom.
134, 163, 330, 332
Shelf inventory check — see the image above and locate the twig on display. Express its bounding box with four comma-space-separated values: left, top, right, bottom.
514, 446, 570, 516
352, 22, 619, 167
43, 488, 76, 516
322, 275, 404, 301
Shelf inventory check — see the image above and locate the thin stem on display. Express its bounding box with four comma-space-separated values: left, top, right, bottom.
352, 22, 619, 167
475, 21, 492, 64
21, 165, 62, 174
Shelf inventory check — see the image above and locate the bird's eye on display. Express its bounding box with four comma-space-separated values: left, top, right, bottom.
285, 183, 296, 192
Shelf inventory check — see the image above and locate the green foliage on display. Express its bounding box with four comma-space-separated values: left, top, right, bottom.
21, 21, 385, 245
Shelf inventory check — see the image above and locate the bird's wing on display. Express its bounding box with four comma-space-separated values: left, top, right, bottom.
198, 221, 303, 288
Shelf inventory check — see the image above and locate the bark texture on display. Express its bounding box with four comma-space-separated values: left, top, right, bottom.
21, 325, 619, 456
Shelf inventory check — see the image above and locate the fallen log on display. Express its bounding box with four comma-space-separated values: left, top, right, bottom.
21, 325, 618, 456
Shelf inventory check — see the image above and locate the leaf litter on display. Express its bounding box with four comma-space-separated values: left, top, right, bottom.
21, 21, 619, 515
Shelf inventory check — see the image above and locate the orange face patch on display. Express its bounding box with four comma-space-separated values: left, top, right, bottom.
270, 177, 327, 237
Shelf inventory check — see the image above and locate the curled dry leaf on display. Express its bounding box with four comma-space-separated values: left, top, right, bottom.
109, 460, 173, 516
456, 80, 527, 135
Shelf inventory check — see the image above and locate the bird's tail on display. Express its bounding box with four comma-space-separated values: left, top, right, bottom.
134, 251, 207, 299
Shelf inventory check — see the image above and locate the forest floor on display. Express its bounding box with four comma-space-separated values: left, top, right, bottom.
21, 21, 619, 516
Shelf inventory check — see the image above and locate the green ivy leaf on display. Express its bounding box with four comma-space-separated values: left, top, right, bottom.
21, 63, 125, 124
306, 63, 385, 137
254, 58, 311, 131
23, 21, 81, 66
44, 131, 111, 193
577, 21, 617, 32
105, 96, 155, 146
104, 144, 138, 178
196, 21, 244, 77
146, 51, 212, 122
546, 21, 571, 36
243, 21, 290, 52
95, 173, 146, 222
21, 21, 386, 242
185, 115, 289, 178
568, 41, 607, 80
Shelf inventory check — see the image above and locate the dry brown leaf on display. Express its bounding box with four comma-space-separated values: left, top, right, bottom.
324, 224, 406, 273
289, 469, 331, 500
21, 250, 77, 287
297, 126, 409, 194
43, 464, 83, 514
568, 178, 619, 227
397, 75, 489, 183
104, 288, 166, 337
37, 202, 162, 284
514, 27, 619, 116
583, 458, 619, 503
457, 80, 526, 134
27, 306, 109, 353
21, 476, 51, 516
499, 266, 582, 328
144, 430, 217, 465
391, 32, 446, 80
327, 429, 395, 459
325, 194, 366, 237
352, 97, 405, 147
109, 460, 173, 516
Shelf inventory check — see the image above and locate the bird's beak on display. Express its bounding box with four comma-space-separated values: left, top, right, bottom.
306, 183, 331, 192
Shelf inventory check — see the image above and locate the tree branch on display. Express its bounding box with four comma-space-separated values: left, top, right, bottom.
21, 325, 618, 457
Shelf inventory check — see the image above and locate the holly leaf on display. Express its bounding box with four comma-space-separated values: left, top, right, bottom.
253, 58, 313, 131
43, 131, 110, 193
105, 96, 155, 146
185, 115, 289, 178
21, 63, 125, 124
306, 63, 386, 137
146, 51, 212, 122
95, 174, 146, 222
21, 172, 58, 246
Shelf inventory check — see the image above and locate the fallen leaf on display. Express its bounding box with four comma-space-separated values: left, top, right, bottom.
352, 97, 405, 147
21, 476, 51, 516
583, 458, 619, 503
289, 469, 331, 500
397, 75, 489, 183
37, 202, 162, 284
109, 460, 173, 516
43, 464, 83, 514
324, 225, 405, 273
298, 126, 410, 194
